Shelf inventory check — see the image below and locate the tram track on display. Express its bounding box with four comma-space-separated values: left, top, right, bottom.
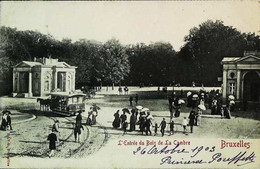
10, 112, 109, 158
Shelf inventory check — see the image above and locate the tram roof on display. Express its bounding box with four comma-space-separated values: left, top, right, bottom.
50, 92, 86, 97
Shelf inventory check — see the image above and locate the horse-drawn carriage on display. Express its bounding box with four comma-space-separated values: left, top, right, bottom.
49, 93, 86, 116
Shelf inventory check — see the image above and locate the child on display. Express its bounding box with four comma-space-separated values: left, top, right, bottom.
182, 117, 188, 133
169, 120, 174, 136
154, 122, 158, 136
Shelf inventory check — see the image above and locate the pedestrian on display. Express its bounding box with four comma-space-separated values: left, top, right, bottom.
74, 122, 84, 143
91, 111, 98, 125
195, 108, 202, 126
159, 118, 166, 137
112, 110, 121, 129
86, 111, 92, 125
224, 104, 232, 119
169, 120, 174, 135
52, 120, 60, 143
6, 112, 12, 130
76, 111, 82, 125
139, 116, 146, 135
189, 110, 196, 133
124, 86, 129, 95
129, 96, 133, 106
120, 112, 127, 128
182, 117, 188, 133
145, 118, 152, 136
47, 128, 58, 158
0, 113, 7, 131
118, 86, 123, 95
129, 111, 136, 131
154, 122, 158, 136
122, 121, 128, 135
173, 96, 181, 117
211, 99, 217, 115
220, 106, 224, 119
135, 94, 139, 105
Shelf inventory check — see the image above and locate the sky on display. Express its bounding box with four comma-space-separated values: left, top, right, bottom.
1, 1, 260, 51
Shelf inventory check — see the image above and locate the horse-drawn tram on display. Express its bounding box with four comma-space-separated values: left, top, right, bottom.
50, 93, 86, 116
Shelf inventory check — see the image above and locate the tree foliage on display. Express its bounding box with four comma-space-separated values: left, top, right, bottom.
0, 20, 260, 95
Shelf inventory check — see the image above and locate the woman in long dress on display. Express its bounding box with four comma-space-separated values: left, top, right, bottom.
86, 111, 92, 125
130, 112, 136, 131
91, 111, 98, 125
113, 110, 121, 129
196, 108, 202, 126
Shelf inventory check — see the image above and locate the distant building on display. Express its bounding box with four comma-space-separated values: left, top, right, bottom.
221, 51, 260, 103
13, 57, 77, 97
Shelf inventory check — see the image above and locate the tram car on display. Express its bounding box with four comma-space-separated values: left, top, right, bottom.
50, 93, 86, 116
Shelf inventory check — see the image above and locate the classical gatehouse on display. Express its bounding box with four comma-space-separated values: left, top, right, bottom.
13, 57, 77, 97
221, 51, 260, 103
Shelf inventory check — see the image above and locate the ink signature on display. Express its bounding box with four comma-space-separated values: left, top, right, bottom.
133, 145, 256, 166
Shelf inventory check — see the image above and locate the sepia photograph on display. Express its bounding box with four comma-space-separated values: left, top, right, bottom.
0, 1, 259, 168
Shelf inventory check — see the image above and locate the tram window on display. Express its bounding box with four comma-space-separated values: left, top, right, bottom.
78, 97, 83, 103
68, 98, 72, 104
73, 97, 77, 103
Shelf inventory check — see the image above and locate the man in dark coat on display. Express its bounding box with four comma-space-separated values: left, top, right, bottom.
169, 120, 174, 135
129, 96, 133, 106
189, 110, 196, 133
135, 94, 139, 105
159, 118, 167, 137
76, 111, 82, 126
145, 118, 152, 136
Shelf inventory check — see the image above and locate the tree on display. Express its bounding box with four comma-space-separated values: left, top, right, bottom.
96, 39, 130, 89
178, 20, 260, 86
126, 42, 177, 86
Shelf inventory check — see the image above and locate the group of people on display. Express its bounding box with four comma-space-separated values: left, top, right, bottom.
0, 110, 12, 131
168, 93, 182, 119
113, 108, 155, 136
112, 106, 198, 137
118, 86, 129, 95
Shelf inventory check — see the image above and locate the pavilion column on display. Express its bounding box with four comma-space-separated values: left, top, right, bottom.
13, 72, 16, 92
17, 72, 20, 92
28, 71, 32, 97
222, 69, 228, 101
54, 71, 58, 90
236, 70, 241, 100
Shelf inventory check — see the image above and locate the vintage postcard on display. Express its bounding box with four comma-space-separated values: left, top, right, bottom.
0, 1, 260, 168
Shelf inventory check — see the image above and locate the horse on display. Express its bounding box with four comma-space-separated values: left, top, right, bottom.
37, 98, 51, 111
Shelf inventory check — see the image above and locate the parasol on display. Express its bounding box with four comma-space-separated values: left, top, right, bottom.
193, 94, 199, 98
136, 105, 143, 110
122, 108, 130, 114
187, 91, 192, 97
147, 113, 154, 119
228, 95, 235, 100
198, 104, 206, 111
229, 100, 235, 105
142, 108, 149, 112
178, 99, 185, 104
